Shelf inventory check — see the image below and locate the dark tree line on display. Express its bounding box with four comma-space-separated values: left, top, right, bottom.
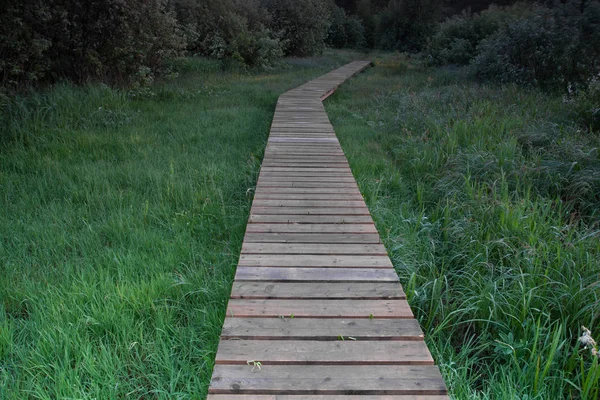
1, 0, 597, 90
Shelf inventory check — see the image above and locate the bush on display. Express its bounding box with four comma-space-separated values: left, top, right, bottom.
426, 4, 533, 66
173, 0, 284, 67
474, 1, 600, 88
263, 0, 331, 57
0, 0, 185, 88
327, 6, 366, 49
376, 0, 442, 52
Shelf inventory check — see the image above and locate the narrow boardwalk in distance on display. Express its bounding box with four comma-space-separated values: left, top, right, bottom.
207, 61, 449, 398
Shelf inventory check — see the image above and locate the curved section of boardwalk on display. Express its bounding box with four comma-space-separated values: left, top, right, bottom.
207, 61, 448, 398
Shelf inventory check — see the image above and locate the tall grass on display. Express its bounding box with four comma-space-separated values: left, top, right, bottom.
0, 50, 365, 398
327, 54, 600, 399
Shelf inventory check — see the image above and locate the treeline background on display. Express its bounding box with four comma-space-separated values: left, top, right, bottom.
1, 0, 599, 93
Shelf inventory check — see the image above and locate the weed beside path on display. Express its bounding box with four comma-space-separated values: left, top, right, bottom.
327, 54, 600, 399
0, 50, 365, 398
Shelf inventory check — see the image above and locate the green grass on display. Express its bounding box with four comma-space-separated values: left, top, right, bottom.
0, 50, 367, 399
326, 53, 600, 399
3, 49, 599, 399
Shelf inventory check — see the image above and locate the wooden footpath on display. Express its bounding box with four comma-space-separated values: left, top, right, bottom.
207, 61, 449, 398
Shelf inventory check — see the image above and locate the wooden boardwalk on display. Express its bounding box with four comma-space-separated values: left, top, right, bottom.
207, 61, 448, 398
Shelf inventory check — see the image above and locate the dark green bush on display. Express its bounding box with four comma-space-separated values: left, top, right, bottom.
426, 4, 532, 65
0, 0, 185, 88
474, 1, 600, 88
327, 6, 366, 49
172, 0, 284, 67
263, 0, 331, 56
376, 0, 442, 52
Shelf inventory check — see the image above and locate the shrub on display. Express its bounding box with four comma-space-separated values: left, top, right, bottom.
426, 4, 533, 66
376, 0, 442, 52
172, 0, 284, 67
474, 1, 600, 88
327, 6, 366, 49
0, 0, 185, 88
263, 0, 331, 57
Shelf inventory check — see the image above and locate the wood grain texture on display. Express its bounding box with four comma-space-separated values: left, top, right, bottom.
215, 340, 434, 365
220, 317, 424, 340
230, 281, 404, 299
209, 365, 447, 395
238, 254, 393, 268
226, 299, 414, 318
235, 267, 400, 282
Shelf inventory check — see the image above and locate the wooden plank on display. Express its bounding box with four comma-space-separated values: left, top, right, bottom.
240, 243, 388, 256
254, 187, 362, 194
250, 207, 369, 215
238, 254, 392, 267
259, 173, 355, 178
209, 364, 447, 395
215, 340, 434, 365
235, 267, 399, 282
226, 299, 414, 318
255, 182, 359, 188
249, 215, 373, 224
244, 232, 381, 244
220, 317, 423, 340
245, 223, 377, 234
253, 193, 364, 200
258, 176, 356, 182
230, 282, 404, 299
252, 200, 366, 208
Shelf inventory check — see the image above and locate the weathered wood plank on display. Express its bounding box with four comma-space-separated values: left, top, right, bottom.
244, 232, 381, 244
230, 281, 404, 299
235, 267, 399, 282
252, 200, 366, 208
250, 207, 369, 215
245, 223, 377, 233
253, 193, 364, 200
215, 340, 434, 365
238, 254, 393, 267
241, 243, 388, 255
220, 317, 423, 340
209, 364, 447, 395
226, 299, 414, 318
254, 187, 362, 195
249, 214, 373, 224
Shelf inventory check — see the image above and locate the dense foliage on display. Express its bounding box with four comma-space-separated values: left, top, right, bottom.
427, 1, 600, 88
0, 0, 185, 87
0, 0, 457, 89
474, 1, 600, 87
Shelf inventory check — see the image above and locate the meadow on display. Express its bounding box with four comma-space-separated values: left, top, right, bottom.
0, 51, 361, 398
1, 50, 599, 399
327, 54, 600, 399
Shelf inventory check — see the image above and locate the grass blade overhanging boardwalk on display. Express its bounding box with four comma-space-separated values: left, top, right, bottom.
207, 61, 449, 398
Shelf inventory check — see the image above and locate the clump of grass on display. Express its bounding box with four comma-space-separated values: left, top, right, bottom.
0, 49, 367, 398
327, 53, 600, 399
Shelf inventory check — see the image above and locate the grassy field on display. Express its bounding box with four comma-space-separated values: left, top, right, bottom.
2, 50, 599, 399
326, 54, 600, 399
0, 51, 364, 398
